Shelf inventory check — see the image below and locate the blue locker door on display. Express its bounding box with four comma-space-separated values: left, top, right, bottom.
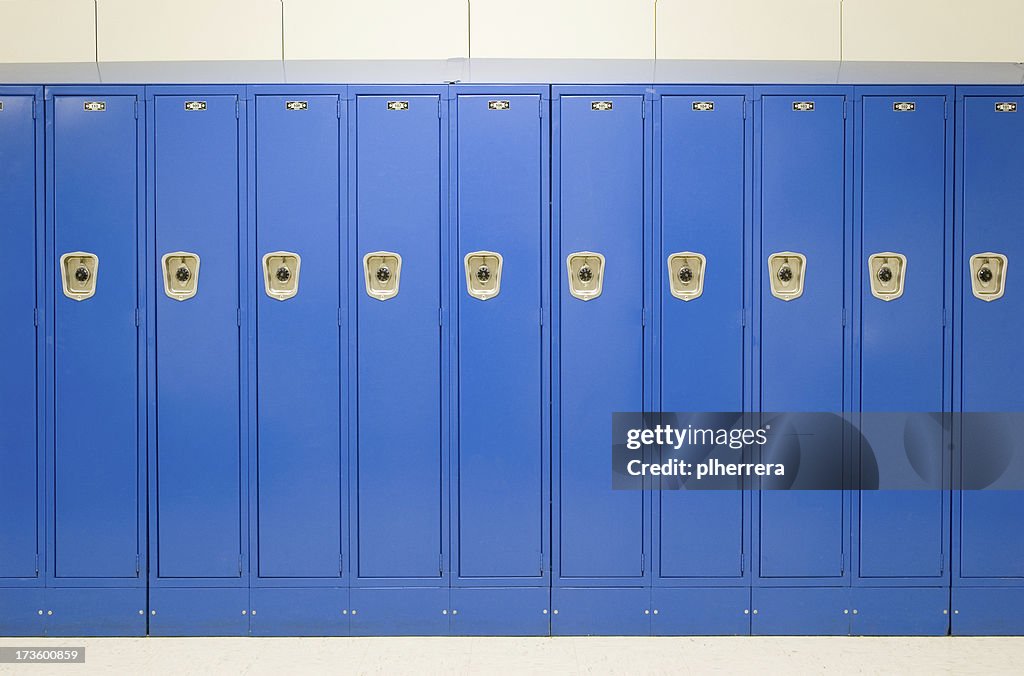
255, 94, 343, 579
52, 95, 140, 579
154, 94, 243, 579
0, 94, 39, 580
557, 94, 646, 581
455, 93, 545, 581
658, 94, 747, 580
758, 94, 847, 579
960, 95, 1024, 578
858, 95, 947, 579
356, 94, 444, 581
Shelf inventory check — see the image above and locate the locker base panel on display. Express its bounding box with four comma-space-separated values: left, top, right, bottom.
551, 587, 650, 636
850, 587, 949, 636
45, 587, 147, 637
751, 587, 851, 635
250, 587, 349, 637
952, 587, 1024, 636
149, 587, 250, 636
0, 587, 46, 636
349, 587, 450, 636
450, 587, 550, 636
651, 587, 751, 635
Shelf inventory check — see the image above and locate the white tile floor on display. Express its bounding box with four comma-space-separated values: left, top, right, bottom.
2, 636, 1024, 675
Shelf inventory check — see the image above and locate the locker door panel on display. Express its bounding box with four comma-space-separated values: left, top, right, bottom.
960, 95, 1024, 578
557, 94, 645, 580
759, 94, 846, 578
52, 95, 140, 579
255, 94, 342, 579
154, 94, 243, 579
455, 94, 544, 580
356, 94, 443, 580
0, 95, 39, 578
859, 95, 946, 579
659, 94, 746, 579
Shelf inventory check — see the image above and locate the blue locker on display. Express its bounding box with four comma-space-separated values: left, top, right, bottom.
653, 89, 752, 635
449, 86, 550, 636
148, 88, 248, 635
753, 89, 852, 634
45, 88, 147, 636
248, 88, 347, 635
552, 87, 650, 635
953, 88, 1024, 635
0, 87, 44, 637
350, 87, 449, 627
853, 89, 951, 636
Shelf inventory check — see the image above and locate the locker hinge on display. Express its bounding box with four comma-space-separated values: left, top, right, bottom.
340, 555, 344, 575
743, 100, 749, 119
539, 99, 543, 118
438, 100, 442, 118
642, 308, 647, 326
539, 308, 544, 326
236, 100, 241, 119
237, 308, 242, 326
338, 307, 343, 326
337, 98, 343, 119
239, 555, 244, 575
642, 100, 646, 118
942, 308, 948, 326
35, 554, 39, 575
33, 308, 38, 326
842, 308, 847, 326
939, 552, 945, 576
641, 552, 645, 575
843, 101, 849, 119
944, 101, 948, 120
740, 551, 745, 575
135, 308, 141, 327
439, 307, 444, 326
740, 309, 746, 326
32, 100, 37, 119
840, 553, 845, 576
439, 553, 444, 576
135, 555, 140, 575
540, 552, 545, 575
134, 100, 138, 119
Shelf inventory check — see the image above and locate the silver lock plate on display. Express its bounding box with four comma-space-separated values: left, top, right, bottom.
464, 251, 503, 301
868, 252, 907, 301
162, 252, 200, 301
60, 252, 99, 301
263, 251, 301, 301
768, 251, 806, 301
667, 252, 706, 301
566, 252, 605, 301
970, 252, 1008, 301
364, 251, 402, 301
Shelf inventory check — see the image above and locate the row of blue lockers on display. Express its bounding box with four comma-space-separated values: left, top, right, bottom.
0, 82, 1021, 637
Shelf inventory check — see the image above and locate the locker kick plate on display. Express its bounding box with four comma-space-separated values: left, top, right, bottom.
868, 252, 907, 301
364, 251, 402, 301
263, 251, 301, 301
767, 252, 806, 301
60, 252, 99, 301
161, 252, 200, 301
566, 251, 605, 301
464, 251, 503, 301
970, 252, 1008, 302
667, 252, 706, 301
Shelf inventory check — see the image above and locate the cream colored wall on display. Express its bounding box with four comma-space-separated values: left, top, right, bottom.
0, 0, 1021, 64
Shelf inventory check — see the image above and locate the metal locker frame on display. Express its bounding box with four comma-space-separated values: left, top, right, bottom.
44, 85, 148, 637
550, 85, 654, 636
650, 85, 755, 637
750, 85, 856, 636
244, 84, 350, 638
0, 85, 46, 637
447, 84, 552, 637
145, 85, 250, 637
347, 84, 452, 637
951, 85, 1024, 636
850, 85, 954, 637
